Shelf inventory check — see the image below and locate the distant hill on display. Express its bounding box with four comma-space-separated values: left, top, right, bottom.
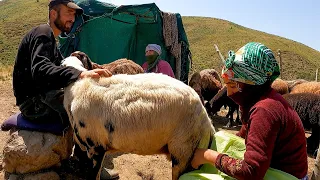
183, 17, 320, 80
0, 0, 319, 80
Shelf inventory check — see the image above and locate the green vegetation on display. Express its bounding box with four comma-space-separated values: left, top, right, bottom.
184, 17, 320, 80
0, 0, 319, 80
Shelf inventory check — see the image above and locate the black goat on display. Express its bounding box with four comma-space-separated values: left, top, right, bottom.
205, 86, 240, 128
283, 93, 320, 155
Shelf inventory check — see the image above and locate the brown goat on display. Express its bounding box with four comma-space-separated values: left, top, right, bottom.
92, 59, 144, 75
282, 93, 320, 155
286, 79, 308, 92
290, 81, 320, 95
70, 51, 143, 75
189, 69, 222, 105
271, 78, 289, 95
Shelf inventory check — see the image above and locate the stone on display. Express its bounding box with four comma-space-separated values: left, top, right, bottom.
7, 171, 60, 180
7, 173, 19, 180
23, 171, 60, 180
2, 128, 73, 174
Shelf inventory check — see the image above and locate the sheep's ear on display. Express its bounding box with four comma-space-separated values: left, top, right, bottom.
86, 56, 93, 70
61, 59, 66, 66
189, 72, 201, 86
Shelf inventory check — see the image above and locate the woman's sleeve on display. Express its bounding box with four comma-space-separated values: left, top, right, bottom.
215, 107, 281, 180
236, 124, 247, 138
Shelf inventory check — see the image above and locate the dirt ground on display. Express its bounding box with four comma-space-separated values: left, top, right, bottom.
0, 80, 315, 179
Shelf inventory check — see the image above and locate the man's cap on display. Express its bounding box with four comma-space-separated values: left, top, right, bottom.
49, 0, 83, 15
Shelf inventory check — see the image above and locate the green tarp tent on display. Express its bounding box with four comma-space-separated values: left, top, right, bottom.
58, 0, 191, 84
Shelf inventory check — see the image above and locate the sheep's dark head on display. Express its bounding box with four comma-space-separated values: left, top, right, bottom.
207, 86, 228, 114
189, 72, 204, 104
193, 84, 204, 104
70, 51, 93, 70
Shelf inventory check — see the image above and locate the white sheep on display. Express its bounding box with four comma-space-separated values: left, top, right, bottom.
62, 56, 215, 180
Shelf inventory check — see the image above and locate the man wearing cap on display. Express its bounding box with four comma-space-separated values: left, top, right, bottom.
142, 44, 175, 78
12, 0, 118, 179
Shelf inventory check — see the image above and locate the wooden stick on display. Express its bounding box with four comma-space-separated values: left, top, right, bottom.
214, 44, 225, 64
277, 49, 283, 79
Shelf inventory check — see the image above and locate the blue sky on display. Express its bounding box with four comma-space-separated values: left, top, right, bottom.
101, 0, 320, 51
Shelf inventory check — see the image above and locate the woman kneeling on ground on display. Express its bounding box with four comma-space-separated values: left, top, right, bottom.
191, 42, 308, 180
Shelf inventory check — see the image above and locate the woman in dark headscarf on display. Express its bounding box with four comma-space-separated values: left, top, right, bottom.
191, 42, 308, 180
142, 44, 175, 78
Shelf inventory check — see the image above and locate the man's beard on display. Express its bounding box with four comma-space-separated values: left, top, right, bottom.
54, 13, 72, 33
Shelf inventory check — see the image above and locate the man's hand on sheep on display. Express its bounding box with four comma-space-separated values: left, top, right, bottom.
79, 69, 112, 79
61, 55, 112, 79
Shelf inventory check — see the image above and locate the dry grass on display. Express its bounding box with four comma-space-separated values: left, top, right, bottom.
0, 0, 47, 66
183, 17, 320, 81
0, 66, 13, 81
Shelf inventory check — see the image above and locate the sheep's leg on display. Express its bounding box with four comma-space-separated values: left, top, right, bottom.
72, 124, 108, 179
225, 106, 235, 128
168, 138, 198, 180
225, 106, 231, 118
204, 102, 212, 116
235, 107, 241, 125
88, 146, 107, 180
73, 132, 107, 179
308, 125, 320, 155
225, 120, 231, 128
311, 142, 320, 180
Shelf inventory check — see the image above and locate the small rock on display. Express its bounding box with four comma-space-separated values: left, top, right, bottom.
2, 128, 74, 174
24, 171, 60, 180
8, 174, 19, 180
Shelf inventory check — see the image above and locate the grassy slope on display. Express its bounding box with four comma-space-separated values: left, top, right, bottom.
184, 17, 320, 80
0, 0, 319, 80
0, 0, 48, 80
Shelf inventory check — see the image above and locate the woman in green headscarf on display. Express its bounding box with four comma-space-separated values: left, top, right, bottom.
190, 42, 308, 180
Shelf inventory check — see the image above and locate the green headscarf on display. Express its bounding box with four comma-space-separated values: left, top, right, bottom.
222, 42, 280, 85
